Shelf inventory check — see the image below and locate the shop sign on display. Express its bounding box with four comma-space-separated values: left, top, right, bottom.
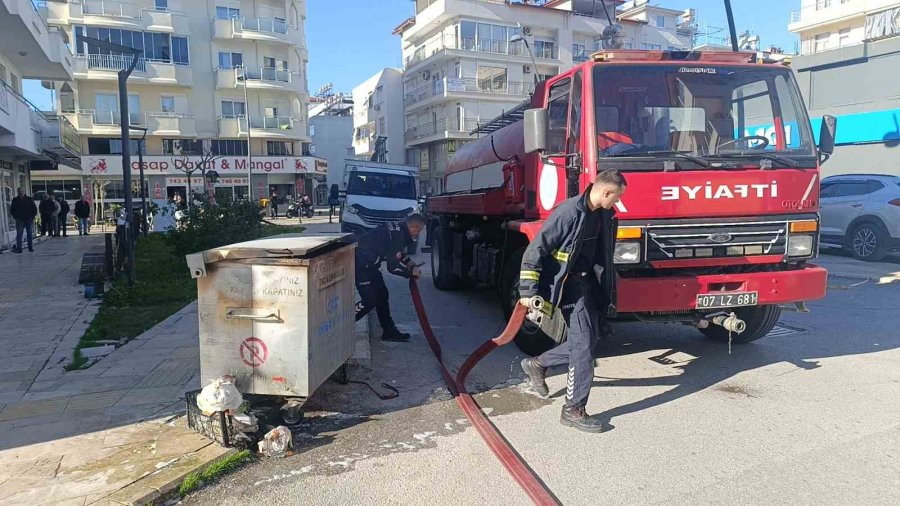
85, 156, 323, 176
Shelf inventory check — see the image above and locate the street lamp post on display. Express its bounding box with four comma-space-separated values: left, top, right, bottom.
509, 33, 539, 87
237, 66, 253, 200
77, 34, 143, 286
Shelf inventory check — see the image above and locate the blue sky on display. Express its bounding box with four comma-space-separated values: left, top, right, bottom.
24, 0, 799, 110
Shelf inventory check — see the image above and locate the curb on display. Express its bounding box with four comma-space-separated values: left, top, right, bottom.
107, 442, 236, 505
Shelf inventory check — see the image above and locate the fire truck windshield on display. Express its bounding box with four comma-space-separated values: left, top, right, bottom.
593, 65, 816, 167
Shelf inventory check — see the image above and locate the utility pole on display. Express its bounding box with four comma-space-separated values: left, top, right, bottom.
134, 127, 149, 237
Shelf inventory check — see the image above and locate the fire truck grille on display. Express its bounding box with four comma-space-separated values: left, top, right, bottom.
646, 221, 788, 261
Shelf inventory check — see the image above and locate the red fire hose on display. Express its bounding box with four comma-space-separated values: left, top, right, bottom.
408, 279, 560, 505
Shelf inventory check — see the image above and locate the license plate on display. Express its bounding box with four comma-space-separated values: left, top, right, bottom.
696, 291, 758, 309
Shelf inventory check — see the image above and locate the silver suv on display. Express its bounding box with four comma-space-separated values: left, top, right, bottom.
820, 174, 900, 261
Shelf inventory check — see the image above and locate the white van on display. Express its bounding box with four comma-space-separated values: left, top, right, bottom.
339, 161, 420, 238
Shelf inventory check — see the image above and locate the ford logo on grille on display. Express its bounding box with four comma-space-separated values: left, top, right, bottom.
708, 233, 733, 243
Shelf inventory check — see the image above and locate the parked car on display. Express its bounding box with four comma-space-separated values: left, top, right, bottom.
820, 174, 900, 261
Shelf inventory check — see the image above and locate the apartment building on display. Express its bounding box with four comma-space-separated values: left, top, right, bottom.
352, 68, 405, 165
1, 0, 79, 249
788, 0, 900, 176
38, 0, 315, 209
309, 93, 352, 201
395, 0, 694, 193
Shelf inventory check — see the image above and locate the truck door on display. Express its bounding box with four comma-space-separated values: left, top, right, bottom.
538, 72, 583, 216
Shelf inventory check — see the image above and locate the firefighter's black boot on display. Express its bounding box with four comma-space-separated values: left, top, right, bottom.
560, 405, 605, 433
381, 327, 411, 342
520, 358, 549, 397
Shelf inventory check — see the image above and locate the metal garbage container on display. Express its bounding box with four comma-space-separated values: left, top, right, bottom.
186, 234, 356, 419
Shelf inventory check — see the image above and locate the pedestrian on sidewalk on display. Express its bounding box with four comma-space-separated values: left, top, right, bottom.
74, 197, 91, 235
38, 193, 54, 237
270, 192, 279, 218
518, 170, 626, 433
9, 187, 36, 253
328, 184, 339, 224
57, 196, 70, 237
50, 196, 61, 237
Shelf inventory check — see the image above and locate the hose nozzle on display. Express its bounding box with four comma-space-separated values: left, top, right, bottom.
525, 296, 545, 325
711, 312, 746, 334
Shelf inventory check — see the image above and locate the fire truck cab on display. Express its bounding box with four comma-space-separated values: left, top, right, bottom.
427, 50, 837, 355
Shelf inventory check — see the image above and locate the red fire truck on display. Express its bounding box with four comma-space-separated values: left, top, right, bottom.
426, 50, 837, 355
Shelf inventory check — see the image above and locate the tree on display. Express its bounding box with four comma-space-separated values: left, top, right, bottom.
171, 146, 220, 213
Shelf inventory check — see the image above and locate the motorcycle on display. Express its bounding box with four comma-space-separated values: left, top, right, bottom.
285, 199, 314, 219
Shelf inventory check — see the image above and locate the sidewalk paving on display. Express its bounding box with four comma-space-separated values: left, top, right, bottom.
0, 234, 229, 505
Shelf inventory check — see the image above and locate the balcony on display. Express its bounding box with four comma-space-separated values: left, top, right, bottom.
217, 115, 302, 139
40, 113, 82, 164
73, 55, 193, 86
69, 109, 143, 135
405, 117, 480, 146
403, 33, 558, 71
146, 112, 196, 137
405, 77, 535, 109
52, 1, 189, 33
788, 1, 867, 34
212, 16, 302, 45
0, 81, 47, 156
216, 66, 305, 94
1, 0, 74, 81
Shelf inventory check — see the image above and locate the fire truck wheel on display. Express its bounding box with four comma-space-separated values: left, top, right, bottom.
431, 229, 459, 290
500, 248, 556, 356
700, 305, 781, 344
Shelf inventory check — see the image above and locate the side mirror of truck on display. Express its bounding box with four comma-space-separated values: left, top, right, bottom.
818, 115, 837, 164
524, 108, 548, 154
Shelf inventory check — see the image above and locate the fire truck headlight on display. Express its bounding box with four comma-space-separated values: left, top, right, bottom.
787, 234, 814, 257
614, 242, 641, 264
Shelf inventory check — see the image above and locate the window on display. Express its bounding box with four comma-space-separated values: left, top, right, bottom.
75, 26, 175, 62
309, 124, 315, 137
221, 100, 246, 117
535, 40, 556, 59
379, 117, 386, 135
476, 65, 507, 92
656, 15, 666, 28
87, 138, 144, 155
459, 20, 526, 55
155, 0, 168, 11
642, 43, 662, 50
95, 93, 118, 112
839, 28, 851, 47
264, 57, 288, 71
573, 43, 587, 62
264, 106, 277, 117
567, 72, 582, 155
160, 96, 175, 113
831, 181, 873, 197
172, 37, 189, 64
218, 52, 242, 69
10, 75, 19, 94
0, 64, 7, 84
30, 180, 82, 200
816, 0, 832, 10
216, 6, 240, 20
163, 138, 203, 155
547, 79, 570, 153
211, 139, 248, 156
267, 141, 292, 156
814, 33, 830, 52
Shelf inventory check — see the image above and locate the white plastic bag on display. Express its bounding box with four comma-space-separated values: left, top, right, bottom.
196, 377, 243, 415
258, 426, 292, 458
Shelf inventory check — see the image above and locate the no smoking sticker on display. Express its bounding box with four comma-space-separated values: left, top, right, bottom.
240, 337, 268, 368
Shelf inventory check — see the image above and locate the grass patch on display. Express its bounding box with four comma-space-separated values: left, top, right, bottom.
178, 450, 253, 497
65, 224, 304, 371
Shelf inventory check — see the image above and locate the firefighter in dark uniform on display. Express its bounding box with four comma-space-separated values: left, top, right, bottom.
354, 214, 426, 342
518, 170, 626, 432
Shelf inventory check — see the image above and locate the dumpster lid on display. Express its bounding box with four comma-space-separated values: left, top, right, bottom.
199, 234, 355, 263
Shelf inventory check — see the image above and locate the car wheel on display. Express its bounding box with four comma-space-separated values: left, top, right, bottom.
848, 222, 889, 262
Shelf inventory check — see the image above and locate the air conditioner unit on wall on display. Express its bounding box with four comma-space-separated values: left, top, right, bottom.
523, 26, 533, 36
422, 70, 431, 80
523, 65, 532, 73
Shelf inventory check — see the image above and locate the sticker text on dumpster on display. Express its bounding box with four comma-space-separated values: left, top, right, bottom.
240, 337, 268, 368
